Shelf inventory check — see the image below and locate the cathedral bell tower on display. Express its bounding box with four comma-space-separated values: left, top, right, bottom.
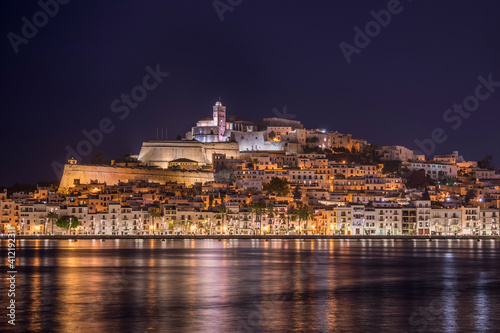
213, 98, 226, 142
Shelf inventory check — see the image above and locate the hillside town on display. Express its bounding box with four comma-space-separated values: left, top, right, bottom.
2, 102, 499, 237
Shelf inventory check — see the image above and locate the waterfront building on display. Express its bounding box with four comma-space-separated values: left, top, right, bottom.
480, 208, 499, 235
415, 200, 431, 235
462, 206, 480, 235
0, 190, 19, 233
430, 207, 462, 235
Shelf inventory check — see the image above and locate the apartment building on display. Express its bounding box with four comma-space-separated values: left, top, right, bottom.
430, 207, 462, 235
378, 145, 418, 162
409, 162, 458, 180
1, 196, 19, 232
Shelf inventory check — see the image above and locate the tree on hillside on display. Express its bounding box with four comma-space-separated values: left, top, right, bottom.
90, 153, 104, 165
445, 178, 455, 186
306, 136, 319, 143
465, 189, 477, 205
421, 188, 431, 201
382, 160, 402, 174
437, 171, 447, 181
215, 169, 235, 183
478, 155, 494, 170
268, 131, 276, 140
332, 146, 350, 153
362, 144, 381, 164
293, 185, 302, 200
426, 174, 437, 186
303, 146, 323, 154
267, 177, 290, 196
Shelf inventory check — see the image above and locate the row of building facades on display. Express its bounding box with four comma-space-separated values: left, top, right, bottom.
2, 186, 498, 236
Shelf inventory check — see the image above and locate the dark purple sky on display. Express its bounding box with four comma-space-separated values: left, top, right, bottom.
1, 0, 500, 186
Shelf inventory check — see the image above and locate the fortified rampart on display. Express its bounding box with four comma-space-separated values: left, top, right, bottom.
59, 163, 214, 193
137, 140, 239, 168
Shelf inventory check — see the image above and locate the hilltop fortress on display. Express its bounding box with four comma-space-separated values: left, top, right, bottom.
137, 140, 239, 168
59, 100, 366, 193
136, 101, 304, 168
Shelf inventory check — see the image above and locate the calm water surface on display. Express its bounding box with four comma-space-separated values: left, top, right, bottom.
1, 239, 499, 333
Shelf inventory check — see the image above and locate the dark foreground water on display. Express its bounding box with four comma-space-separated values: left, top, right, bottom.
1, 239, 499, 333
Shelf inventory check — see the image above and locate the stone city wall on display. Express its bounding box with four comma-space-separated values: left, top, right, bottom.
59, 163, 214, 193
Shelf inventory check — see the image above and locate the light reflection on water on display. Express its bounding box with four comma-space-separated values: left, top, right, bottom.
1, 239, 499, 332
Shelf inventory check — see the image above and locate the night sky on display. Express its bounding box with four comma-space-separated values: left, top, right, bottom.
2, 0, 500, 186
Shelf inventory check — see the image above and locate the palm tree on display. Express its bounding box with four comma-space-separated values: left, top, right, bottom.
186, 215, 193, 234
298, 205, 315, 235
266, 203, 275, 234
215, 205, 228, 234
250, 203, 265, 235
46, 211, 58, 235
287, 209, 298, 234
147, 208, 161, 234
169, 220, 175, 234
179, 219, 187, 234
279, 212, 286, 234
252, 158, 259, 169
197, 216, 204, 234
